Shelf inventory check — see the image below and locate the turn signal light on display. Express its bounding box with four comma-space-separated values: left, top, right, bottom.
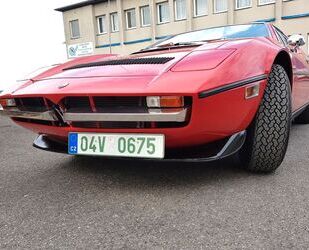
160, 96, 184, 108
245, 83, 260, 99
146, 96, 184, 108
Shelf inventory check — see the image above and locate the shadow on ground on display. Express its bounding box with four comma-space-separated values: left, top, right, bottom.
58, 154, 258, 188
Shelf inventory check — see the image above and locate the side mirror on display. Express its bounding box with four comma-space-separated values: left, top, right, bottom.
288, 34, 306, 47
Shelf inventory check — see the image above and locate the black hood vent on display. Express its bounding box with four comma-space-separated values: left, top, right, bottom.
63, 57, 175, 71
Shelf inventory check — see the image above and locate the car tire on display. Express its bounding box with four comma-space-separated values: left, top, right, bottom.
240, 64, 292, 173
294, 106, 309, 124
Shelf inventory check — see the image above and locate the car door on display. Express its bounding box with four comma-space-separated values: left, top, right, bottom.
274, 27, 309, 111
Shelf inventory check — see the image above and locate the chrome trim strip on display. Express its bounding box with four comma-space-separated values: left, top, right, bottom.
294, 70, 309, 77
63, 109, 188, 122
0, 108, 58, 121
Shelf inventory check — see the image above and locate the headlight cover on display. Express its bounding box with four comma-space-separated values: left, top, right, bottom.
171, 49, 236, 72
0, 98, 16, 108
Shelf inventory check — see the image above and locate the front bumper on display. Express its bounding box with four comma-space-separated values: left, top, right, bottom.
33, 130, 246, 162
0, 107, 188, 123
0, 108, 58, 121
2, 79, 265, 148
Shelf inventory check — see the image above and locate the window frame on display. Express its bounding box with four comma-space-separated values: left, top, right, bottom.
157, 2, 170, 24
258, 0, 275, 6
235, 0, 252, 10
174, 0, 187, 21
69, 19, 80, 39
273, 26, 288, 47
214, 0, 228, 14
193, 0, 208, 17
140, 5, 151, 27
110, 12, 119, 33
125, 8, 137, 30
307, 33, 309, 55
96, 15, 107, 35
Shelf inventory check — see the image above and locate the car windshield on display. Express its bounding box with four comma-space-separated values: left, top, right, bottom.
146, 24, 269, 50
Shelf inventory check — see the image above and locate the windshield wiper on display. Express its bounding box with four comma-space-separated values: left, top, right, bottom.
133, 40, 212, 54
133, 41, 204, 54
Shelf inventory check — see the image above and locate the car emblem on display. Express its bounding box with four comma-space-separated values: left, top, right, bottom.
59, 82, 70, 89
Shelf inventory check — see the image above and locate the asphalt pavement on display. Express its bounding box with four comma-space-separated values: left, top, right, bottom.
0, 117, 309, 249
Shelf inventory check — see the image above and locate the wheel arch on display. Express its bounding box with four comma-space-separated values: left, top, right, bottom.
272, 50, 293, 89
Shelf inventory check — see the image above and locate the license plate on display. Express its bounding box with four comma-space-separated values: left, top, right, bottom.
68, 133, 165, 159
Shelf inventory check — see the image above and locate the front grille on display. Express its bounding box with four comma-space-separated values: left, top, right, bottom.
71, 121, 186, 129
94, 96, 147, 113
11, 96, 191, 129
62, 96, 146, 113
63, 57, 175, 70
15, 97, 48, 112
12, 98, 64, 127
72, 122, 151, 129
63, 97, 92, 113
60, 96, 190, 129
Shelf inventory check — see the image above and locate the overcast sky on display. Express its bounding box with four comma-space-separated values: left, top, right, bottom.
0, 0, 81, 89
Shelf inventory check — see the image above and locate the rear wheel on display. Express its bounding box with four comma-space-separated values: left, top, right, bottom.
294, 105, 309, 124
240, 64, 291, 173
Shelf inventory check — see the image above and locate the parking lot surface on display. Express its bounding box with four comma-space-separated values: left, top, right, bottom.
0, 117, 309, 249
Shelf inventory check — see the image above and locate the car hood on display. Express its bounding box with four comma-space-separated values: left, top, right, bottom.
36, 41, 230, 79
7, 41, 231, 98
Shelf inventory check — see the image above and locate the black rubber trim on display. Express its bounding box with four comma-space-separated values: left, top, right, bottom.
33, 135, 67, 154
198, 74, 268, 99
292, 103, 309, 120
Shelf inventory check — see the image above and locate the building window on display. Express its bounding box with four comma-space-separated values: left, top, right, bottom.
258, 0, 275, 5
214, 0, 228, 13
157, 2, 170, 24
140, 6, 151, 27
97, 15, 106, 34
125, 9, 136, 29
235, 0, 252, 9
174, 0, 187, 20
194, 0, 208, 17
69, 20, 80, 39
110, 12, 119, 32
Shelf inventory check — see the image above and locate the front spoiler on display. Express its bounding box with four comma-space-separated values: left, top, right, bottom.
33, 131, 246, 162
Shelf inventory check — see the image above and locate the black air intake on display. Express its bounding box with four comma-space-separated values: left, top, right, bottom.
15, 97, 48, 112
63, 97, 92, 113
94, 96, 147, 113
63, 57, 175, 70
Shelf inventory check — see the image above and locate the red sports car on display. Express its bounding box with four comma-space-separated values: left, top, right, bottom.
1, 23, 309, 172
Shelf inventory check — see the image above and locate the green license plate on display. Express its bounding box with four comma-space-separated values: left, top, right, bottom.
68, 133, 165, 159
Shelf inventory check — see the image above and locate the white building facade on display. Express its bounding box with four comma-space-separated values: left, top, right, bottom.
55, 0, 309, 57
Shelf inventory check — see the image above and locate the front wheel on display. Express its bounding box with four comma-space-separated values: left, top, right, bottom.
240, 64, 292, 173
